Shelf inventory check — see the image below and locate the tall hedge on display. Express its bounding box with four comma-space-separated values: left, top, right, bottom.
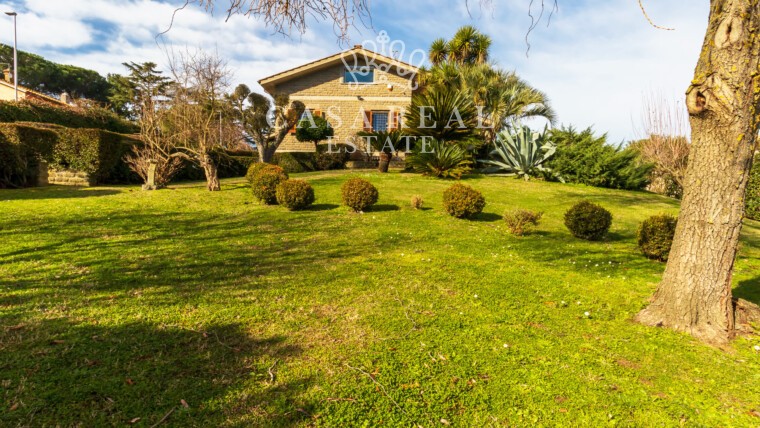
0, 123, 58, 187
51, 128, 141, 184
0, 122, 141, 187
746, 159, 760, 220
0, 99, 137, 134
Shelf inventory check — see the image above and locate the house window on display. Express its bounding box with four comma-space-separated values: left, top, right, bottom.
371, 111, 389, 132
344, 66, 374, 84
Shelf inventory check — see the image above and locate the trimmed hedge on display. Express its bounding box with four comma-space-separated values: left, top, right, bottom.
272, 144, 351, 173
341, 178, 378, 212
638, 214, 677, 261
0, 123, 58, 187
0, 99, 137, 134
564, 201, 612, 241
443, 184, 486, 219
51, 127, 141, 184
746, 159, 760, 220
0, 122, 141, 187
251, 164, 289, 204
174, 150, 257, 182
276, 179, 315, 210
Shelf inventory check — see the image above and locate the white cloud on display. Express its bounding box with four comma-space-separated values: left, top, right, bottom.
2, 0, 709, 141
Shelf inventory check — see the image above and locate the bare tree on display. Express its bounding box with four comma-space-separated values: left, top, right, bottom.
172, 0, 370, 43
114, 62, 183, 189
636, 93, 691, 197
167, 49, 233, 191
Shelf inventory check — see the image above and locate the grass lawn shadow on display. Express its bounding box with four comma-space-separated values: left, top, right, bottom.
734, 277, 760, 306
370, 204, 400, 212
472, 212, 502, 222
306, 203, 340, 211
0, 319, 311, 427
0, 187, 120, 201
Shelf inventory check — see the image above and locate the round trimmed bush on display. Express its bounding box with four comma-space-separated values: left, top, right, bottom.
276, 179, 315, 210
251, 164, 288, 204
245, 162, 268, 184
638, 214, 677, 261
341, 178, 378, 212
442, 184, 486, 219
564, 201, 612, 240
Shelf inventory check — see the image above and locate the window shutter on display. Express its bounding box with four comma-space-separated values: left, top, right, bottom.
314, 109, 322, 118
390, 109, 400, 130
287, 108, 296, 134
363, 110, 372, 132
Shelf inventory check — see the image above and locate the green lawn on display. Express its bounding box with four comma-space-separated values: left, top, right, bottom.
1, 170, 760, 427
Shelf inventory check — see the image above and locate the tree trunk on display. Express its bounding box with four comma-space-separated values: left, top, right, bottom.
201, 153, 221, 191
635, 0, 760, 345
378, 152, 392, 173
258, 145, 277, 164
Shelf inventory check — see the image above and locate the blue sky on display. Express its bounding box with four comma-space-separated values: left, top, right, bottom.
1, 0, 708, 142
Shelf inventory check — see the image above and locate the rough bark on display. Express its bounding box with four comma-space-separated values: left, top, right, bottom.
201, 153, 221, 191
635, 0, 760, 345
257, 144, 278, 164
378, 152, 392, 173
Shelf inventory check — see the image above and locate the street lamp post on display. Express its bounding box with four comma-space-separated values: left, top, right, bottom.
5, 12, 17, 102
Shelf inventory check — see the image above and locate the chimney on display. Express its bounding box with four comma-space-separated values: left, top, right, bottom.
60, 92, 70, 104
2, 68, 11, 83
353, 44, 362, 49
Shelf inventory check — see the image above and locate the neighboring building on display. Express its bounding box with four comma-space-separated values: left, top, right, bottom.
0, 68, 73, 106
258, 45, 419, 156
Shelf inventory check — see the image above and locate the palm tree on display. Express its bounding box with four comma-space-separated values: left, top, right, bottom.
447, 25, 491, 66
426, 26, 491, 67
429, 38, 449, 66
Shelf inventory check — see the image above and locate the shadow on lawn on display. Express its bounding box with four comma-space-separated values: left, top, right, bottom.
0, 319, 313, 427
734, 278, 760, 306
0, 187, 120, 201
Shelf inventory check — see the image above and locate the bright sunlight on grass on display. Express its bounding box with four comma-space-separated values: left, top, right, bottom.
2, 171, 760, 426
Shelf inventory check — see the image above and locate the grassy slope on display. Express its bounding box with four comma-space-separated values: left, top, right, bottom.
1, 170, 759, 427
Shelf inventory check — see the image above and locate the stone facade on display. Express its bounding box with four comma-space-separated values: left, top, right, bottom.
259, 48, 418, 157
46, 169, 94, 186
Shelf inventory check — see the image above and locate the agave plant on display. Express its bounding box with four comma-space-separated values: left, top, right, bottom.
480, 125, 563, 182
406, 139, 472, 179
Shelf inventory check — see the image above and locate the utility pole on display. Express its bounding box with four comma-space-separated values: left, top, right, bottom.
5, 11, 17, 101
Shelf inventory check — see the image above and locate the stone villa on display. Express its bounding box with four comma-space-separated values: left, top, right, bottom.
258, 45, 420, 155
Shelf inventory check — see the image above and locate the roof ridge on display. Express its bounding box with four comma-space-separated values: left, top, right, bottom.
258, 46, 419, 88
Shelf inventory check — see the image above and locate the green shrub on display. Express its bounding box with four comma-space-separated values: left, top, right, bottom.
503, 209, 543, 235
0, 99, 137, 133
295, 115, 334, 149
564, 201, 612, 240
51, 128, 140, 184
443, 184, 486, 219
341, 178, 378, 212
245, 162, 268, 184
638, 214, 677, 261
272, 146, 351, 173
273, 152, 310, 173
545, 126, 651, 190
745, 159, 760, 220
411, 195, 424, 210
406, 139, 472, 179
251, 164, 288, 204
315, 144, 351, 170
276, 179, 315, 210
0, 123, 58, 187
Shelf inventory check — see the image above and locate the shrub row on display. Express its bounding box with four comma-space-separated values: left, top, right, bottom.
0, 123, 140, 187
0, 99, 137, 134
272, 145, 351, 173
0, 124, 58, 187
